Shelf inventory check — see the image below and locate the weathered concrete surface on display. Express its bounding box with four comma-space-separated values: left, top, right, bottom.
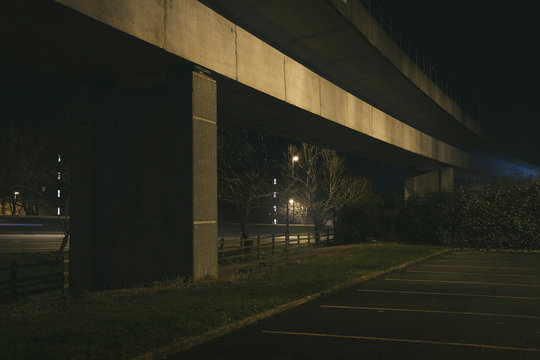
191, 71, 218, 279
200, 0, 539, 169
285, 57, 321, 115
54, 0, 533, 177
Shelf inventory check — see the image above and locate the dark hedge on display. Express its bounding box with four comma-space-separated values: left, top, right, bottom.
337, 177, 540, 250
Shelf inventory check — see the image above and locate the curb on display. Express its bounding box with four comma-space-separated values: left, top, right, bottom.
130, 247, 452, 360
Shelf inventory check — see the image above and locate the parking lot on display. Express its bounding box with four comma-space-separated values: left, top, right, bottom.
175, 250, 540, 360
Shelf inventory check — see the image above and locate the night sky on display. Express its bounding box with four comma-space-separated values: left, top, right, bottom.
375, 0, 540, 161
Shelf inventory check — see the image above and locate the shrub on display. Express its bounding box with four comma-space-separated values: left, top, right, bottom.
337, 194, 394, 243
337, 176, 540, 250
451, 177, 540, 250
395, 191, 453, 245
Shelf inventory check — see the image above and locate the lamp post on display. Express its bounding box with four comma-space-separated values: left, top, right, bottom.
292, 155, 299, 168
13, 191, 19, 216
289, 199, 295, 224
285, 199, 290, 247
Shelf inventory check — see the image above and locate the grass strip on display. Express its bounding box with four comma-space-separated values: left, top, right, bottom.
0, 243, 445, 360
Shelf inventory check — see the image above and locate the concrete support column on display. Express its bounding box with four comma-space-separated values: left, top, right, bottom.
69, 70, 217, 291
404, 167, 454, 198
190, 71, 218, 278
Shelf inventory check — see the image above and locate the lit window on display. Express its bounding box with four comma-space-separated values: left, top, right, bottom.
57, 189, 61, 198
273, 192, 277, 198
57, 207, 61, 216
57, 154, 62, 163
273, 205, 277, 211
57, 172, 61, 180
273, 178, 277, 185
273, 219, 277, 225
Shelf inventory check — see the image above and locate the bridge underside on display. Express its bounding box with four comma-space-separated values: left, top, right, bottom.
0, 1, 517, 289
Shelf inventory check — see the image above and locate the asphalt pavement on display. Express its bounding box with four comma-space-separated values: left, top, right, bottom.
174, 250, 540, 360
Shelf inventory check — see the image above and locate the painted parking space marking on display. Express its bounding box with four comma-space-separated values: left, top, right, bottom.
419, 264, 540, 271
261, 330, 540, 352
430, 260, 540, 269
357, 289, 540, 300
385, 278, 540, 287
433, 259, 536, 263
406, 269, 538, 278
320, 305, 540, 319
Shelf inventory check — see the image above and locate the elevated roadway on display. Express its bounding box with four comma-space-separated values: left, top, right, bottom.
2, 0, 538, 288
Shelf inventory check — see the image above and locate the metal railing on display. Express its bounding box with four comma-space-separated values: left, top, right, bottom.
218, 228, 335, 264
0, 254, 69, 301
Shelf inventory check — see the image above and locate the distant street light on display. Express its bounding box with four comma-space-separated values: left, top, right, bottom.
292, 155, 299, 167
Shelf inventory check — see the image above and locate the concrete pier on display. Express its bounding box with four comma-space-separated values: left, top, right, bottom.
69, 71, 217, 290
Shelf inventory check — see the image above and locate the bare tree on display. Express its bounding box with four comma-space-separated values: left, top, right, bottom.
284, 143, 370, 231
0, 124, 70, 254
0, 125, 53, 215
218, 124, 275, 241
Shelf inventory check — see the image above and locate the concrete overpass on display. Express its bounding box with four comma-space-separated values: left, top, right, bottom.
2, 0, 537, 289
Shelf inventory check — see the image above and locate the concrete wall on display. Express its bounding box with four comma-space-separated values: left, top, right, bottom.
69, 71, 217, 290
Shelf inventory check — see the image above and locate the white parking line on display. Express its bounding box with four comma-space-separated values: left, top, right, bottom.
431, 259, 540, 268
320, 305, 540, 319
261, 330, 540, 352
356, 289, 540, 300
385, 278, 540, 287
406, 270, 537, 278
420, 264, 540, 271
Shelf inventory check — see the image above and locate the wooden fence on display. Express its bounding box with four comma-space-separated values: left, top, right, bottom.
0, 255, 69, 301
218, 228, 334, 264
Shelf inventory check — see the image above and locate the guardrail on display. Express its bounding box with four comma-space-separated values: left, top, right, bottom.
218, 228, 334, 264
0, 254, 69, 302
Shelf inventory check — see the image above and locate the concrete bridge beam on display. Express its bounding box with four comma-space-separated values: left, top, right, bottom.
69, 70, 217, 291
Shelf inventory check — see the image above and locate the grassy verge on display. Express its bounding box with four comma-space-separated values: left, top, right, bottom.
0, 243, 445, 360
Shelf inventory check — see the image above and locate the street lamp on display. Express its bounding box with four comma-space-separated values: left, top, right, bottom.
289, 199, 295, 224
292, 155, 299, 167
13, 191, 20, 216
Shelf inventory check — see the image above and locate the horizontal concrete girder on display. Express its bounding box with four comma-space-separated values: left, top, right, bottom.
200, 0, 540, 169
52, 0, 532, 176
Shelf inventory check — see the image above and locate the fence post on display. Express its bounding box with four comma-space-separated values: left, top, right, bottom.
308, 232, 311, 245
285, 233, 289, 252
327, 229, 330, 244
220, 238, 224, 262
297, 234, 300, 246
10, 262, 17, 299
257, 235, 261, 259
240, 239, 244, 262
272, 233, 275, 255
62, 256, 69, 296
